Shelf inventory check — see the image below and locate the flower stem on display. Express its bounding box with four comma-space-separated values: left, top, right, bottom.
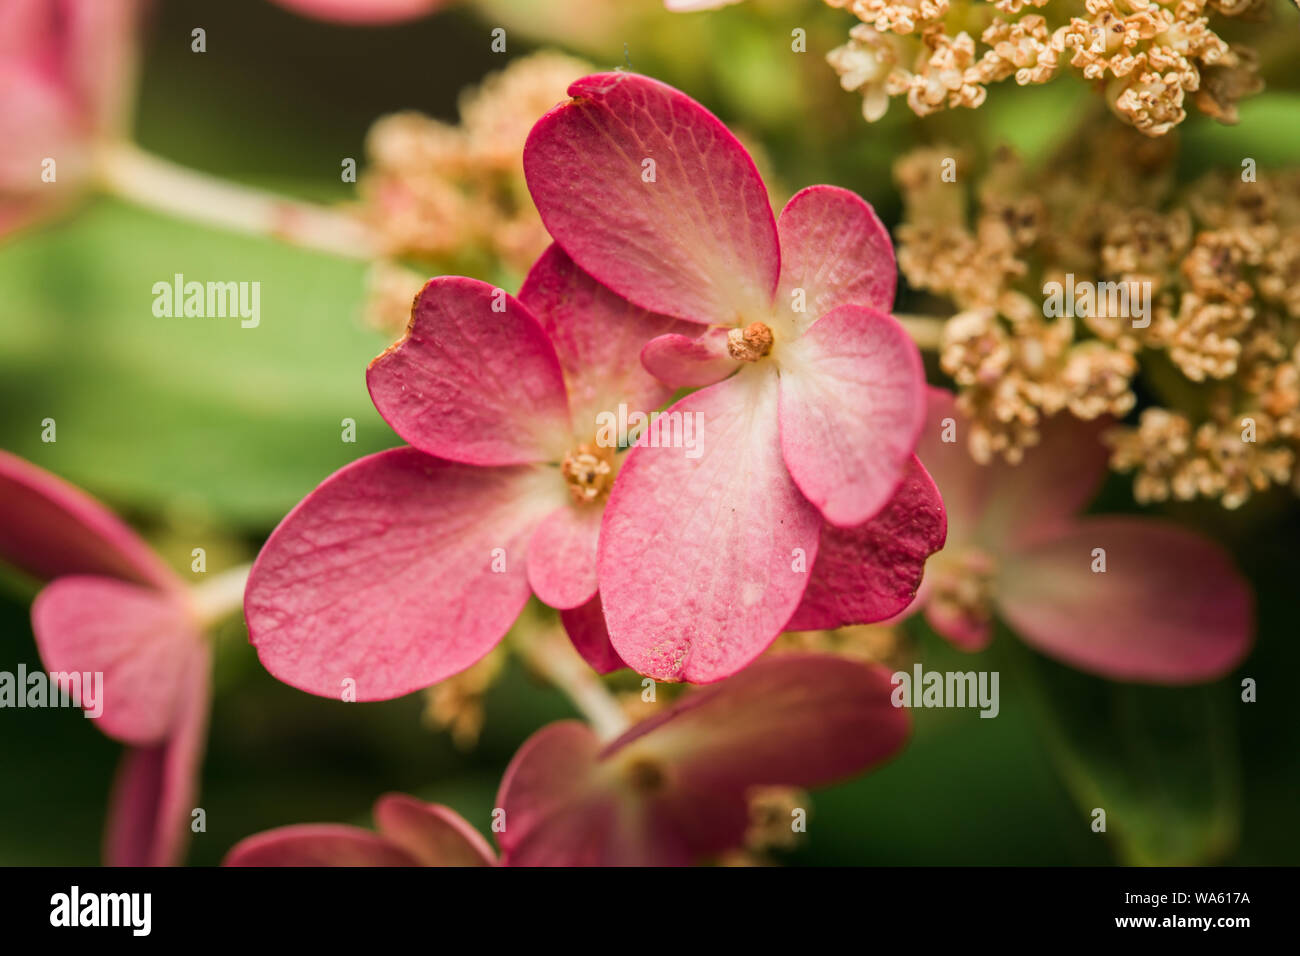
896, 313, 946, 351
190, 562, 252, 628
515, 629, 630, 742
94, 141, 379, 260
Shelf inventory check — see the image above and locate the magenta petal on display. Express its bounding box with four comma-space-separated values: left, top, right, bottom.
785, 456, 946, 631
31, 576, 204, 745
224, 826, 420, 866
640, 328, 738, 388
519, 244, 690, 435
269, 0, 443, 24
599, 371, 822, 682
778, 304, 926, 527
0, 450, 179, 589
367, 277, 571, 467
524, 72, 780, 324
998, 517, 1253, 683
104, 650, 211, 867
246, 448, 562, 700
372, 794, 496, 866
559, 593, 627, 674
527, 504, 602, 611
776, 185, 896, 332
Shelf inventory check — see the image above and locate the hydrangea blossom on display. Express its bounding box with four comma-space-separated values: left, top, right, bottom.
0, 451, 210, 866
524, 72, 942, 681
912, 389, 1253, 682
224, 655, 908, 866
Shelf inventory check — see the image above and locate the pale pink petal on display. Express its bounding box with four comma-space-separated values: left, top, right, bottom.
372, 794, 496, 866
0, 447, 178, 590
785, 456, 946, 631
524, 72, 780, 324
245, 448, 563, 700
640, 328, 738, 388
31, 576, 205, 745
104, 650, 211, 866
559, 593, 626, 674
775, 185, 896, 334
268, 0, 444, 24
367, 277, 571, 467
518, 243, 690, 436
598, 370, 822, 682
778, 304, 925, 527
62, 0, 142, 136
997, 517, 1253, 683
665, 0, 744, 10
527, 503, 602, 610
224, 826, 420, 866
0, 62, 88, 225
913, 387, 994, 549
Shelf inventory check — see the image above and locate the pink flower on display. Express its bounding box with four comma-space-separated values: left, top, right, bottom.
523, 72, 943, 681
267, 0, 446, 24
244, 246, 697, 697
912, 389, 1253, 682
0, 450, 210, 865
0, 0, 141, 236
224, 654, 908, 866
225, 794, 496, 866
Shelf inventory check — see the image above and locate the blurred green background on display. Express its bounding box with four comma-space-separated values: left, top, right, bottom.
1, 0, 1298, 865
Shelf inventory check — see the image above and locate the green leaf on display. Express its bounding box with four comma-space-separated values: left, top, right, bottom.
1005, 635, 1241, 865
0, 198, 400, 528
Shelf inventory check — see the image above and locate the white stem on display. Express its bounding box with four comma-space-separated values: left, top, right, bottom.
189, 562, 252, 628
94, 141, 379, 260
896, 313, 946, 351
518, 631, 630, 742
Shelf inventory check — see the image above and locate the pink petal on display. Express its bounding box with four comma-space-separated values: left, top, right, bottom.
640, 328, 738, 388
367, 277, 571, 467
0, 449, 178, 589
775, 185, 896, 334
917, 388, 1110, 551
785, 455, 946, 631
104, 649, 211, 866
997, 517, 1253, 683
31, 576, 205, 745
778, 304, 925, 527
245, 448, 563, 700
518, 243, 689, 436
527, 503, 602, 610
523, 72, 780, 325
598, 370, 822, 682
372, 794, 496, 866
559, 593, 627, 674
224, 826, 420, 866
268, 0, 444, 24
923, 600, 994, 652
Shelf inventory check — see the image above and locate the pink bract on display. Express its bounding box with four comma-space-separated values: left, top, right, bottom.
524, 72, 939, 681
912, 388, 1253, 683
244, 245, 692, 699
267, 0, 446, 24
0, 450, 208, 866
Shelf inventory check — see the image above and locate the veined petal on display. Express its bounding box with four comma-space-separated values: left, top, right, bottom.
785, 456, 946, 631
224, 826, 420, 867
0, 450, 179, 590
372, 794, 496, 866
997, 517, 1253, 683
31, 576, 205, 745
524, 72, 780, 324
598, 369, 822, 682
245, 448, 563, 700
640, 328, 738, 388
104, 650, 210, 866
367, 277, 571, 467
778, 304, 925, 527
527, 502, 602, 611
559, 593, 626, 675
519, 244, 689, 437
775, 185, 896, 337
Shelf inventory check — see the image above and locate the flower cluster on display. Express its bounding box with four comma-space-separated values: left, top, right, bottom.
825, 0, 1269, 136
894, 133, 1300, 507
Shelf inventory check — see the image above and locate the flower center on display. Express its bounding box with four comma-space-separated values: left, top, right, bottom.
623, 757, 667, 793
727, 322, 774, 362
928, 547, 999, 635
561, 443, 615, 504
